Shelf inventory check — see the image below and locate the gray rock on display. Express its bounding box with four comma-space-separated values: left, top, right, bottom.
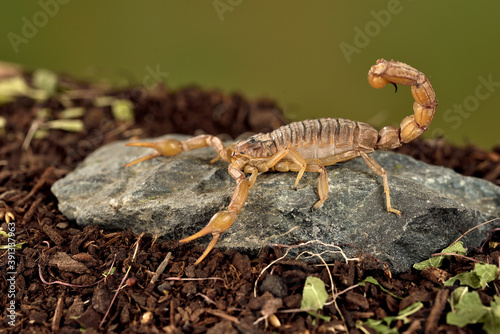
51, 134, 500, 273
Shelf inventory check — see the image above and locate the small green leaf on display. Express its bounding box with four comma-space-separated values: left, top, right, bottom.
444, 263, 498, 289
483, 296, 500, 334
36, 108, 51, 120
359, 276, 402, 300
361, 319, 399, 334
450, 286, 468, 309
443, 242, 467, 255
0, 76, 30, 98
45, 119, 84, 132
300, 276, 328, 311
394, 302, 423, 323
93, 96, 116, 107
413, 256, 444, 271
102, 266, 116, 277
0, 242, 24, 250
33, 129, 50, 140
445, 271, 481, 289
361, 302, 422, 333
447, 290, 488, 327
413, 242, 466, 270
306, 311, 331, 323
59, 107, 85, 119
32, 68, 58, 96
474, 263, 498, 287
447, 291, 500, 333
0, 230, 9, 237
111, 99, 134, 122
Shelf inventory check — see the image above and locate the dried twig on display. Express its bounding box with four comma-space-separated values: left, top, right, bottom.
18, 166, 54, 206
449, 218, 500, 247
51, 295, 64, 331
431, 252, 480, 263
165, 277, 225, 282
150, 252, 171, 284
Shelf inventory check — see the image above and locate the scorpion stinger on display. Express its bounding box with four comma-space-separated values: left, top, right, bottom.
126, 58, 438, 265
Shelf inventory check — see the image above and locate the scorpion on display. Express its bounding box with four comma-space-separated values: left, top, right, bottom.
125, 59, 438, 265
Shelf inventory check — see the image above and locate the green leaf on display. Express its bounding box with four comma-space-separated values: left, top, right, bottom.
360, 302, 422, 333
111, 99, 134, 122
93, 96, 116, 107
306, 311, 331, 323
359, 276, 402, 300
362, 319, 399, 334
450, 286, 468, 309
0, 242, 24, 250
413, 256, 444, 271
45, 119, 85, 132
33, 129, 49, 140
483, 296, 500, 334
32, 68, 58, 96
0, 76, 30, 99
394, 302, 423, 323
59, 107, 85, 119
447, 290, 488, 327
413, 242, 466, 270
102, 266, 116, 277
447, 291, 500, 333
444, 263, 498, 289
474, 263, 498, 288
36, 107, 51, 120
300, 276, 328, 311
444, 242, 467, 255
445, 272, 481, 289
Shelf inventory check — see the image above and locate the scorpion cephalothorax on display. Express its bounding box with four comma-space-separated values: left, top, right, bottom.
126, 59, 438, 265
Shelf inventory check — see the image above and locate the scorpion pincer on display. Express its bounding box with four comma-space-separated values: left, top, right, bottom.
125, 59, 438, 265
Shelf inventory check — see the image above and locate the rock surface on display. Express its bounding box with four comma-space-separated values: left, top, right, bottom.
51, 135, 500, 272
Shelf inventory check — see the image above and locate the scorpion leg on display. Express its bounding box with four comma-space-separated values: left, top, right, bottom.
307, 164, 328, 210
359, 151, 401, 216
274, 160, 328, 210
288, 150, 308, 189
125, 134, 232, 167
244, 166, 259, 188
265, 149, 308, 189
179, 164, 251, 265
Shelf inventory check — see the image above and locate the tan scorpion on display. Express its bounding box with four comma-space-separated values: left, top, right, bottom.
125, 59, 438, 265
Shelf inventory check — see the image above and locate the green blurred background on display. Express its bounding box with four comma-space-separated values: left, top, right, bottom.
1, 1, 499, 148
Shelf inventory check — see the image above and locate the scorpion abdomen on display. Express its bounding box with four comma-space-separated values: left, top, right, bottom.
235, 118, 379, 162
270, 118, 378, 160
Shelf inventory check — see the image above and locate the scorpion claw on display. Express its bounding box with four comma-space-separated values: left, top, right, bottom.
192, 234, 221, 265
125, 139, 183, 167
124, 152, 161, 167
179, 210, 237, 265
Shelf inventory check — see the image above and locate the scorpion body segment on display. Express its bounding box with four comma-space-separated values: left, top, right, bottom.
236, 118, 379, 162
126, 59, 438, 265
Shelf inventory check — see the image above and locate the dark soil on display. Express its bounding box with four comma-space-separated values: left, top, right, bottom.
0, 69, 499, 333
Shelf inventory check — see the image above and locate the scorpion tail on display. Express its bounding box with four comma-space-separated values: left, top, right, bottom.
368, 59, 438, 148
124, 139, 183, 167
